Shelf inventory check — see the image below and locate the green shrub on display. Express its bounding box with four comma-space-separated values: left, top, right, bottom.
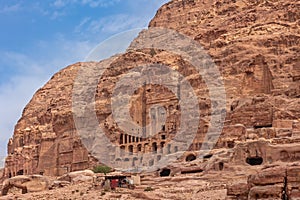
92, 165, 111, 174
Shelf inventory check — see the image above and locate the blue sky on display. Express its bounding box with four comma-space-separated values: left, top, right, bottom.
0, 0, 169, 166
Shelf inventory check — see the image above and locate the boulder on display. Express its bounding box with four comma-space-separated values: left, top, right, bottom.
1, 175, 49, 196
58, 170, 95, 183
50, 180, 70, 189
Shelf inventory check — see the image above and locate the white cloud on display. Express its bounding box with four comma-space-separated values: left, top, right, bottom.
50, 10, 66, 20
81, 0, 120, 8
52, 34, 94, 60
87, 14, 147, 34
0, 3, 21, 14
74, 1, 170, 35
53, 0, 66, 8
30, 2, 50, 16
51, 0, 120, 8
1, 52, 43, 74
49, 0, 121, 20
74, 17, 91, 33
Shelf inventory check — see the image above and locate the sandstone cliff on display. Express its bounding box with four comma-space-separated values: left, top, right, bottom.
3, 0, 300, 199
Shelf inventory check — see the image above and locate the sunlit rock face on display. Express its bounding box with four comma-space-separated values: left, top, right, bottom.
3, 0, 300, 198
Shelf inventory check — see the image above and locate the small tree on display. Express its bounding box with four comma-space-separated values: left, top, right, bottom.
92, 165, 111, 175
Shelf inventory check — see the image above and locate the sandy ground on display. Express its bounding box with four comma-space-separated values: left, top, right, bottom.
0, 174, 227, 200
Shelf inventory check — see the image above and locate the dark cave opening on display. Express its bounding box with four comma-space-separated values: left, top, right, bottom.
160, 168, 171, 177
246, 156, 263, 165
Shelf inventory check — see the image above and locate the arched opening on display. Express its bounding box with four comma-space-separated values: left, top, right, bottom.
174, 146, 178, 152
167, 144, 171, 154
120, 134, 123, 144
149, 159, 154, 166
168, 105, 174, 113
137, 144, 142, 152
132, 157, 138, 167
115, 158, 122, 165
227, 141, 235, 148
124, 134, 128, 144
160, 168, 171, 177
160, 142, 165, 153
280, 150, 289, 162
219, 162, 224, 170
185, 154, 197, 162
246, 156, 263, 165
152, 143, 157, 154
120, 146, 125, 157
128, 145, 133, 155
157, 155, 161, 161
144, 143, 149, 152
17, 169, 24, 176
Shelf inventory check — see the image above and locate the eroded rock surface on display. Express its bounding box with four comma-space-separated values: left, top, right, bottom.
2, 0, 300, 199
